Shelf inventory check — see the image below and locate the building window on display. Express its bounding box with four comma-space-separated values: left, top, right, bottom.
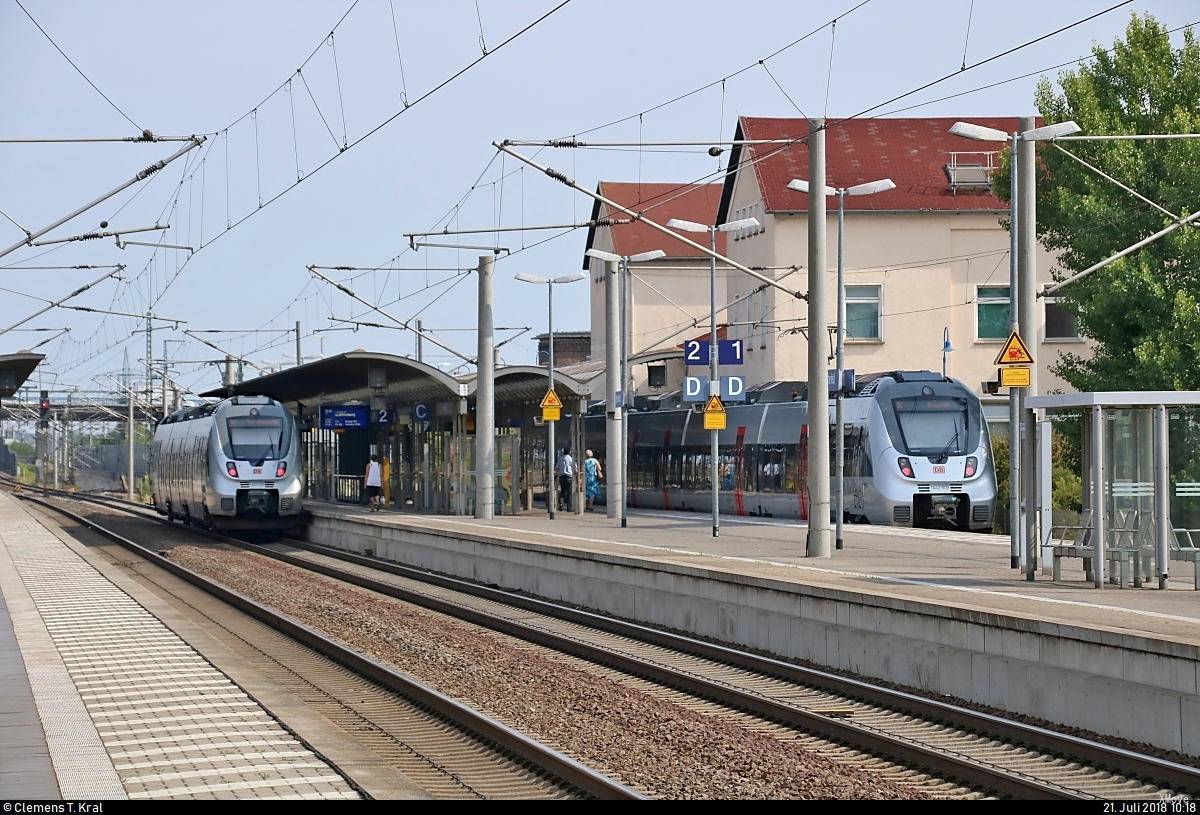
845, 285, 881, 340
1045, 298, 1081, 340
648, 364, 667, 388
976, 285, 1011, 340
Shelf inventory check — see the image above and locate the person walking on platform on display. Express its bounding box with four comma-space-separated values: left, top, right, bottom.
364, 455, 383, 512
555, 447, 575, 512
583, 449, 603, 512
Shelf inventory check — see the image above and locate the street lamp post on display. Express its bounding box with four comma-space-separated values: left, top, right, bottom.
942, 327, 954, 378
515, 272, 587, 520
585, 248, 667, 527
949, 119, 1080, 569
787, 177, 895, 551
665, 217, 761, 538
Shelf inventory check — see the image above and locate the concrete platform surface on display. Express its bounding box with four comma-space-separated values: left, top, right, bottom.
307, 502, 1200, 649
0, 492, 360, 800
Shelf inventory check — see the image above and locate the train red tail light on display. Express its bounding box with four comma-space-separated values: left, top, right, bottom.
226, 462, 238, 478
275, 462, 287, 478
964, 456, 978, 478
897, 457, 914, 478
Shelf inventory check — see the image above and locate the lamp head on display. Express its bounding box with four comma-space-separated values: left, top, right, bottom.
551, 272, 587, 284
584, 248, 621, 263
1021, 120, 1082, 141
948, 121, 1010, 142
719, 217, 761, 233
665, 218, 708, 234
846, 178, 896, 197
514, 272, 550, 285
628, 250, 666, 263
786, 178, 836, 196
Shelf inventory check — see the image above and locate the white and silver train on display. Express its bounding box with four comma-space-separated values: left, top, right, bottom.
579, 371, 997, 531
150, 395, 304, 531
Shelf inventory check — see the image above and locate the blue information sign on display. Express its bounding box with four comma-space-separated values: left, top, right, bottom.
320, 405, 368, 429
683, 339, 745, 366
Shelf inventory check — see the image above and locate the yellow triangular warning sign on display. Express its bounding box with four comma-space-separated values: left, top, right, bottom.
704, 395, 725, 413
540, 388, 562, 408
994, 330, 1035, 366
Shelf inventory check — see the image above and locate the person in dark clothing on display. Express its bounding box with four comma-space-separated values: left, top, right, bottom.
555, 447, 575, 511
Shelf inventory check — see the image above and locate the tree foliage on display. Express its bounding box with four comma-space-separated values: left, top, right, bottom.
996, 14, 1200, 391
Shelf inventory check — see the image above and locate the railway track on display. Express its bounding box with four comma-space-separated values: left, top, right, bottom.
28, 487, 1200, 800
11, 487, 641, 801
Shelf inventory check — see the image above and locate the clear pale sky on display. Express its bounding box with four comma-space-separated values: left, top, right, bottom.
1, 0, 1194, 396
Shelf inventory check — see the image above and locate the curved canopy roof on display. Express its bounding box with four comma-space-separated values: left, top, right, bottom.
201, 351, 463, 404
0, 352, 45, 398
460, 365, 591, 403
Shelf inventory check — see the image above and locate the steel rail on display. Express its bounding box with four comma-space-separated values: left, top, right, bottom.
15, 490, 643, 801
38, 487, 1200, 798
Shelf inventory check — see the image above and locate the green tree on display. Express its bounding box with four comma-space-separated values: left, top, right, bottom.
994, 14, 1200, 390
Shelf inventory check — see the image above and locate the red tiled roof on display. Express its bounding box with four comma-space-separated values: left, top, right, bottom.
726, 116, 1029, 215
582, 182, 727, 267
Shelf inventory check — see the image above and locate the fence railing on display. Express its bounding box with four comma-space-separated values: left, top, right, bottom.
334, 474, 364, 504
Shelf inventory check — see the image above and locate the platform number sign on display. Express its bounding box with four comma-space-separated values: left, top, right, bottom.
374, 408, 392, 425
683, 339, 744, 366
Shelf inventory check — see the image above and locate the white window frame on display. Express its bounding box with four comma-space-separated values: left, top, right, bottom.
844, 283, 883, 343
975, 284, 1011, 342
1043, 296, 1083, 342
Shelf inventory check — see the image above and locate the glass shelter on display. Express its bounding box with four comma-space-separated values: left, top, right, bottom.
1026, 392, 1200, 590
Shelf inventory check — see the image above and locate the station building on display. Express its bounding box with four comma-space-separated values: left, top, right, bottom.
585, 116, 1089, 429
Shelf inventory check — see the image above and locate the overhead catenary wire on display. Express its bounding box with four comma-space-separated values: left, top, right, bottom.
12, 0, 142, 131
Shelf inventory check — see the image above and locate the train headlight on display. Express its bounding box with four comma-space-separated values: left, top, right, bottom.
897, 457, 914, 479
275, 462, 287, 478
964, 456, 978, 478
226, 461, 238, 478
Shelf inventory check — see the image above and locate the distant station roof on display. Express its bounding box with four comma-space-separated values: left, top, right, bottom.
203, 351, 595, 405
582, 181, 726, 268
0, 352, 45, 398
202, 351, 463, 404
718, 116, 1033, 220
460, 365, 592, 402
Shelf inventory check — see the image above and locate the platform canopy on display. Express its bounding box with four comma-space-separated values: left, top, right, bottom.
201, 351, 464, 405
460, 365, 592, 403
0, 352, 45, 398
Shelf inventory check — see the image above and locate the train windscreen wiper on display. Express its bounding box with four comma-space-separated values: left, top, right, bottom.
936, 419, 961, 461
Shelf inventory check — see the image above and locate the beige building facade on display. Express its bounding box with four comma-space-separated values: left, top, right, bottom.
717, 116, 1086, 420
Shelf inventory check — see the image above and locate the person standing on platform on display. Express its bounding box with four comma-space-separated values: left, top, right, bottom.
364, 454, 383, 512
583, 449, 603, 512
555, 447, 575, 512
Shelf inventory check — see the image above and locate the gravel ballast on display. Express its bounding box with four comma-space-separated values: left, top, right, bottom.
167, 543, 930, 800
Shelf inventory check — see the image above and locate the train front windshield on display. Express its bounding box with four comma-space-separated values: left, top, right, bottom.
890, 396, 969, 457
225, 415, 287, 462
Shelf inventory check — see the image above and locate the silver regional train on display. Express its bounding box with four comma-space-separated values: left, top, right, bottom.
581, 371, 997, 531
150, 395, 303, 531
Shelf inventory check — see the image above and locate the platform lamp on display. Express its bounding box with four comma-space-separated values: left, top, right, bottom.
514, 271, 586, 520
585, 247, 667, 527
786, 176, 894, 552
663, 216, 760, 538
948, 118, 1080, 569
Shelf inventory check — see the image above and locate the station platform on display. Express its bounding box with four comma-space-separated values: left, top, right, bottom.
0, 492, 360, 800
303, 500, 1200, 756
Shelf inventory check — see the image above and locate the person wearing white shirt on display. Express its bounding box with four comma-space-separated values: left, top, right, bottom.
364, 455, 383, 512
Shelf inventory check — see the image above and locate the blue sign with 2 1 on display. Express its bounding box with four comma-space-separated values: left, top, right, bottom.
683, 339, 745, 366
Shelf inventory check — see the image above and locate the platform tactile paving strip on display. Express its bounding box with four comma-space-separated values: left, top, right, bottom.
0, 494, 360, 800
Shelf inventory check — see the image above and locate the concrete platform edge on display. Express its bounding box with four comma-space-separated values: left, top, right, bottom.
305, 505, 1200, 755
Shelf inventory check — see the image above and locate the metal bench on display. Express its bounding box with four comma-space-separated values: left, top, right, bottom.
1169, 527, 1200, 590
1051, 509, 1149, 587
